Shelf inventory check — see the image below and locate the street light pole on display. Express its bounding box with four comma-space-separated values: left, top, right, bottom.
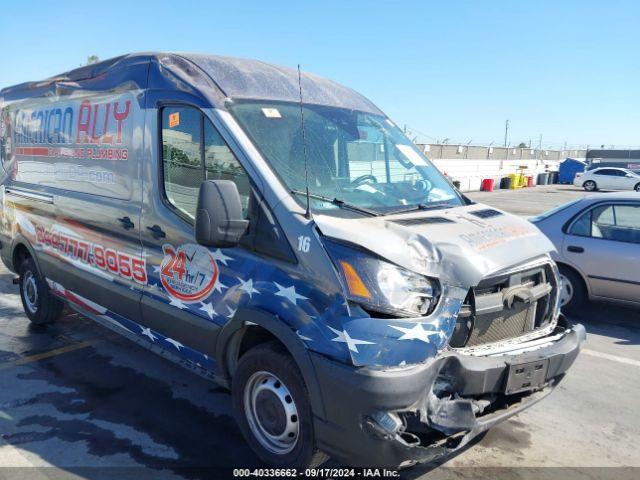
504, 119, 509, 147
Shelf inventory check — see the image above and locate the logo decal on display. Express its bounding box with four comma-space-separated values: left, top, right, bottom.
160, 244, 218, 302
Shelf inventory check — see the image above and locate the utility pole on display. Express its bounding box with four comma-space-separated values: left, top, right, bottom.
537, 134, 543, 150
504, 120, 509, 147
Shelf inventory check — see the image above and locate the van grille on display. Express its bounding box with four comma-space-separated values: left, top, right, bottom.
449, 262, 557, 348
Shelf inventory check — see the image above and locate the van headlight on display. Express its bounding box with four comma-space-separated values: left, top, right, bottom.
324, 239, 439, 317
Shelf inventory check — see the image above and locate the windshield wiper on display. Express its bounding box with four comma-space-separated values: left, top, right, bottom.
387, 202, 453, 215
290, 189, 380, 217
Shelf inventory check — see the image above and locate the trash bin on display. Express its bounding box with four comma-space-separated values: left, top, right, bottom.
508, 173, 525, 189
537, 173, 549, 185
453, 180, 461, 189
500, 177, 512, 189
527, 176, 534, 187
549, 172, 559, 184
481, 178, 495, 192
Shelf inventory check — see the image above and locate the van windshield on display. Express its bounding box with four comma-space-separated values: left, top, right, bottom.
228, 101, 462, 216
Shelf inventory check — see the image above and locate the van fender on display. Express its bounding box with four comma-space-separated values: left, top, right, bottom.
215, 307, 326, 419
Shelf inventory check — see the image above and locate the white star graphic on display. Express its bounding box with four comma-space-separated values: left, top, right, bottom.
165, 337, 183, 350
227, 306, 237, 319
297, 330, 313, 342
389, 323, 440, 343
199, 302, 216, 319
152, 265, 161, 274
141, 326, 157, 342
274, 282, 308, 305
212, 249, 233, 266
213, 279, 228, 293
169, 297, 187, 309
328, 326, 374, 353
237, 278, 259, 298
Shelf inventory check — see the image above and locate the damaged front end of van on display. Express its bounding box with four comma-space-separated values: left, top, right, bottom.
300, 209, 585, 468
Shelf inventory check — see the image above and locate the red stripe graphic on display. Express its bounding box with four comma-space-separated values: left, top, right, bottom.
15, 147, 49, 156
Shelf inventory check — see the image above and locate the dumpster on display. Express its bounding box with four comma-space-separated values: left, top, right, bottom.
527, 176, 534, 187
558, 158, 586, 183
549, 171, 559, 184
481, 178, 495, 192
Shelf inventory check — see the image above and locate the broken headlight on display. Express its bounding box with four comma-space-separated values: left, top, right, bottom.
324, 238, 439, 317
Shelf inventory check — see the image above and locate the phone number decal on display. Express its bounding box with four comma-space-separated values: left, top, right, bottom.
36, 226, 148, 284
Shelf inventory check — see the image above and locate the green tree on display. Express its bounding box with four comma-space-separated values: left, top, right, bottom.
86, 55, 100, 66
517, 142, 528, 148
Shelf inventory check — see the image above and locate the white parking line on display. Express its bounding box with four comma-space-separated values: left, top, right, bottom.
582, 348, 640, 368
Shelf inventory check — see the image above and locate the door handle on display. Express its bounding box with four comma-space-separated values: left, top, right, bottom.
567, 245, 584, 253
117, 216, 135, 230
146, 225, 166, 239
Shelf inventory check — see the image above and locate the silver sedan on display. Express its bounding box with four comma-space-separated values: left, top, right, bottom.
531, 192, 640, 312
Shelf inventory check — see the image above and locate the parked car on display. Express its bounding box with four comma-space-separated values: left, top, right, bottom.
531, 192, 640, 312
574, 167, 640, 192
0, 53, 584, 468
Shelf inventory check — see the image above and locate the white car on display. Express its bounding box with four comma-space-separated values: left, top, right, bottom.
574, 167, 640, 192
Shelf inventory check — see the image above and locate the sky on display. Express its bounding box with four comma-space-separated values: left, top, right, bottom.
1, 0, 638, 149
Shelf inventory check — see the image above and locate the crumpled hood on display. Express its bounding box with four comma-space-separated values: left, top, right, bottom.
314, 204, 555, 288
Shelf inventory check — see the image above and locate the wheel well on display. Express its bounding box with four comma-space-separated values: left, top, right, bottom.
634, 182, 640, 190
239, 326, 279, 358
12, 243, 31, 272
556, 262, 588, 295
226, 325, 283, 378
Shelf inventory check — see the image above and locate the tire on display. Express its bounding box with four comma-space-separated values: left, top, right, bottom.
18, 256, 63, 325
583, 180, 597, 192
634, 183, 640, 192
558, 266, 586, 314
232, 341, 328, 468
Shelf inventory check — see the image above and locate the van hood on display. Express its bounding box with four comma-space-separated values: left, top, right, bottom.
314, 204, 555, 287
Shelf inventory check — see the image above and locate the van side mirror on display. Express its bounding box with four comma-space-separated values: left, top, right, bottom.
195, 180, 249, 248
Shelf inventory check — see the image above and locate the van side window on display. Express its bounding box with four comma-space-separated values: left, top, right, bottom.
161, 106, 250, 220
162, 107, 203, 218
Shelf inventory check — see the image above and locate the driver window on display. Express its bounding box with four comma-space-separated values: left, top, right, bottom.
204, 120, 251, 215
161, 106, 250, 220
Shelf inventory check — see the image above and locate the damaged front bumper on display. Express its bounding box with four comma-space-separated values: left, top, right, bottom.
310, 315, 585, 468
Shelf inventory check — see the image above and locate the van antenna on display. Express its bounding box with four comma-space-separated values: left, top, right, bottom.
297, 64, 312, 220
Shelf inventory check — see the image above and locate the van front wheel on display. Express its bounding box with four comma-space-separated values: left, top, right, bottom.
232, 341, 327, 468
18, 256, 63, 324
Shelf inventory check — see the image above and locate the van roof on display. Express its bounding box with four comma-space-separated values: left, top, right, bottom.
0, 52, 384, 115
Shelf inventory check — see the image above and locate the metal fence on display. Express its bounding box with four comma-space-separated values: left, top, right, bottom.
418, 144, 587, 162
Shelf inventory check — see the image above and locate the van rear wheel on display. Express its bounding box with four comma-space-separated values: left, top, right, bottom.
232, 341, 328, 468
18, 256, 63, 325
